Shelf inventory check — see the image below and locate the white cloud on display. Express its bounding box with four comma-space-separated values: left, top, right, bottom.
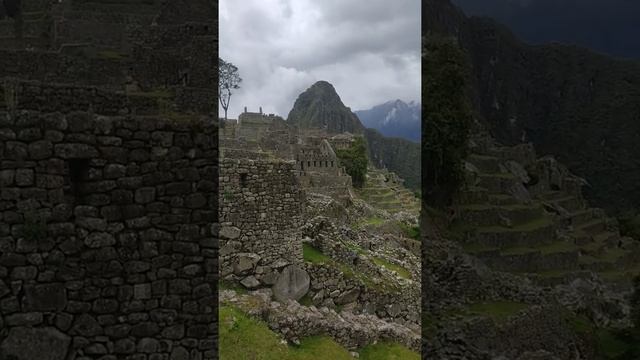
219, 0, 420, 119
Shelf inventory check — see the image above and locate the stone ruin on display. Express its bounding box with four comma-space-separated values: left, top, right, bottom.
220, 107, 354, 201
218, 103, 422, 352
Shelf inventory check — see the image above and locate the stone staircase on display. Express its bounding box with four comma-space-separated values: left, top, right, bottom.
358, 168, 420, 215
452, 140, 640, 289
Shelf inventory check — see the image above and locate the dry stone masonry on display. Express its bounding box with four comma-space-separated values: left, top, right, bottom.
0, 0, 218, 359
0, 108, 217, 359
219, 158, 305, 281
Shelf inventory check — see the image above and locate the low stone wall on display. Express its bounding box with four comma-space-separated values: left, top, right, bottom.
304, 263, 419, 324
0, 110, 218, 359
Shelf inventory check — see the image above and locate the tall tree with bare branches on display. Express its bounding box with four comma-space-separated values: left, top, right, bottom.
218, 57, 242, 120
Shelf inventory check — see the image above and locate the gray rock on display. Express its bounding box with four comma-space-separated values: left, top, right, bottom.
336, 288, 360, 305
272, 265, 310, 302
240, 276, 260, 289
84, 232, 116, 248
261, 271, 279, 285
233, 253, 261, 275
0, 326, 71, 360
503, 160, 531, 184
220, 226, 241, 239
23, 283, 67, 311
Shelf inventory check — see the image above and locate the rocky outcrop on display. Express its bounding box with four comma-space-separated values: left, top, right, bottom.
286, 81, 365, 135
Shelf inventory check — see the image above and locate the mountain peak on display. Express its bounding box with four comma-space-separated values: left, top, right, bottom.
286, 81, 365, 134
355, 99, 421, 143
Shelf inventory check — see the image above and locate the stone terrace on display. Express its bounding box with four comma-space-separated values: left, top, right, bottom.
453, 139, 640, 290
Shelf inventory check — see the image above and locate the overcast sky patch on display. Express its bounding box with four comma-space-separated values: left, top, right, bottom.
219, 0, 420, 119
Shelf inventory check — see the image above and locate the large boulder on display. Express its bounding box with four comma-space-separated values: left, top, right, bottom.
0, 326, 71, 360
272, 265, 310, 302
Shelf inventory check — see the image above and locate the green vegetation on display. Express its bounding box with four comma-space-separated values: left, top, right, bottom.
336, 136, 368, 188
302, 244, 398, 293
371, 257, 411, 279
566, 312, 640, 359
358, 342, 420, 360
477, 217, 552, 233
423, 35, 472, 208
466, 301, 528, 323
363, 128, 421, 192
302, 243, 331, 264
357, 217, 385, 228
219, 280, 248, 295
220, 306, 419, 359
96, 50, 127, 60
619, 210, 640, 239
220, 306, 352, 360
399, 222, 420, 240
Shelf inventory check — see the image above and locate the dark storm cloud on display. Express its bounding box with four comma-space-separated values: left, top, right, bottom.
451, 0, 640, 59
219, 0, 420, 119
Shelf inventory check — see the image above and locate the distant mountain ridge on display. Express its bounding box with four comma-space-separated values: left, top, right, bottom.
355, 99, 421, 143
426, 0, 640, 213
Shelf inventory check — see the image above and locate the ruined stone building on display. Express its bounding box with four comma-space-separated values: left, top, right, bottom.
220, 108, 354, 202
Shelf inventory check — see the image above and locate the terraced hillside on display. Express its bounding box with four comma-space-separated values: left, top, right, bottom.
357, 168, 420, 215
452, 137, 640, 290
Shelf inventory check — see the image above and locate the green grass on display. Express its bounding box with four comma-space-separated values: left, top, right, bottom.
303, 244, 331, 264
299, 294, 313, 306
219, 280, 248, 295
501, 240, 578, 256
465, 301, 529, 323
597, 329, 632, 359
358, 342, 420, 360
220, 306, 419, 359
357, 217, 386, 228
477, 216, 552, 233
220, 306, 353, 360
372, 257, 412, 279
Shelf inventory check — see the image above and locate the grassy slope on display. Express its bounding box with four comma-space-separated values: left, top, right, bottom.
220, 306, 419, 360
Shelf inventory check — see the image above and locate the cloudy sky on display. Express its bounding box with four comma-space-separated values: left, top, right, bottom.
452, 0, 640, 59
219, 0, 420, 119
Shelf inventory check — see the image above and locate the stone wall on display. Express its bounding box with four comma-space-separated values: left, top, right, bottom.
0, 110, 218, 359
0, 79, 212, 117
304, 263, 419, 324
219, 159, 305, 285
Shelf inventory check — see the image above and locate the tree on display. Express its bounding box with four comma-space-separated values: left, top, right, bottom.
218, 57, 242, 120
423, 35, 472, 208
336, 136, 368, 188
